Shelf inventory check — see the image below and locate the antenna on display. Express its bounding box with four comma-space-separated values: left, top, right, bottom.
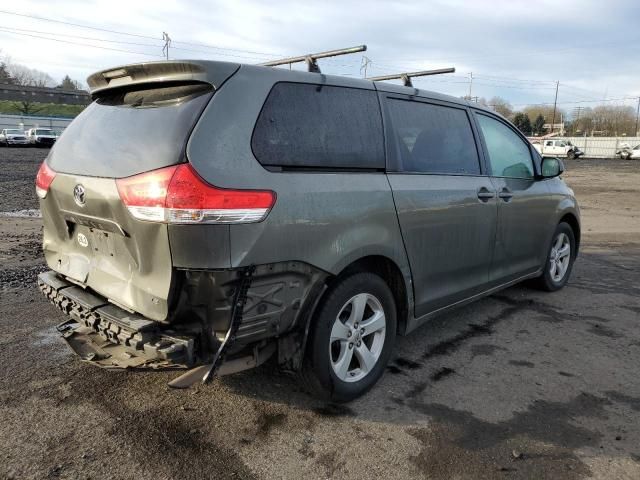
261, 45, 367, 73
367, 67, 456, 87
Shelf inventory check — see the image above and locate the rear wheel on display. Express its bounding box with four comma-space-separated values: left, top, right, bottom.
300, 272, 396, 402
533, 222, 576, 291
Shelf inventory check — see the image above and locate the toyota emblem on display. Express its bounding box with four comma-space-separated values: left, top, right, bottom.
73, 184, 86, 207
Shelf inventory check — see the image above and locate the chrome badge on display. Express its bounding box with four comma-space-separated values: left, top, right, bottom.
73, 184, 86, 207
77, 233, 89, 248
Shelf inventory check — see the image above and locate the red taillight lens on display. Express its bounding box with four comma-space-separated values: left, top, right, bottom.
116, 164, 276, 224
35, 161, 56, 199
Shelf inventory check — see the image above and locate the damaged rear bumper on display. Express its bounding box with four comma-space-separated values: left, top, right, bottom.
38, 270, 195, 369
38, 261, 328, 383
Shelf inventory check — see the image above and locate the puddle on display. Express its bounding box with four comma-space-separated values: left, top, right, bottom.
33, 327, 70, 360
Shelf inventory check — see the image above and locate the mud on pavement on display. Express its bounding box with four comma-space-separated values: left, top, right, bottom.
1, 148, 640, 479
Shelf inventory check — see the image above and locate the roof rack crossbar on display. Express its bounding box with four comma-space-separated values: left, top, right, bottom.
367, 67, 456, 87
260, 45, 367, 73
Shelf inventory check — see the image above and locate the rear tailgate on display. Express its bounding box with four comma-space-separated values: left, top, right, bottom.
40, 61, 239, 321
41, 172, 173, 321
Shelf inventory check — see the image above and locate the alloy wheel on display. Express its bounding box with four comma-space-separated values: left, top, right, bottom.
549, 232, 571, 282
329, 293, 386, 383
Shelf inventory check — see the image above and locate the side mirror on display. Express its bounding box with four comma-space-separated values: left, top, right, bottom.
541, 156, 564, 178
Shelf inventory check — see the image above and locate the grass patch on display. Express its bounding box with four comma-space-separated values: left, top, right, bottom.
0, 100, 86, 117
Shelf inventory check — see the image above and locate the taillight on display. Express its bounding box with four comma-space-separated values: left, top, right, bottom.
116, 164, 276, 224
35, 161, 56, 199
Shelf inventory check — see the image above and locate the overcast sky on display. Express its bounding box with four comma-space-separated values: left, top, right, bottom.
1, 0, 638, 114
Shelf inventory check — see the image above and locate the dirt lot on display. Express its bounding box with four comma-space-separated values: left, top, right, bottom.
1, 148, 639, 480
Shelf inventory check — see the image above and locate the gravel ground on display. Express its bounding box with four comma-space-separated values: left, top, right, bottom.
1, 148, 639, 479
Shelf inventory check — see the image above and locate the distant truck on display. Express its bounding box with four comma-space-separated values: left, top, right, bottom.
25, 128, 57, 148
531, 139, 584, 159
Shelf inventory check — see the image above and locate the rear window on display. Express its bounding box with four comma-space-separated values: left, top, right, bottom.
48, 83, 213, 178
251, 82, 384, 170
386, 99, 480, 175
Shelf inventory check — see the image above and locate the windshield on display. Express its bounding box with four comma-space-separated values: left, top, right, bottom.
36, 130, 54, 135
634, 145, 640, 150
566, 141, 573, 146
49, 83, 213, 178
6, 129, 23, 134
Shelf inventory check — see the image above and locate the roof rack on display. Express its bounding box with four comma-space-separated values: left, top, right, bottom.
367, 67, 456, 87
260, 45, 367, 73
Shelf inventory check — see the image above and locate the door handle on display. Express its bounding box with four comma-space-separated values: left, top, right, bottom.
498, 188, 514, 201
477, 187, 495, 202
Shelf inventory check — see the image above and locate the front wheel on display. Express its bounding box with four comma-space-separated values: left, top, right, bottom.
300, 272, 396, 402
533, 222, 576, 291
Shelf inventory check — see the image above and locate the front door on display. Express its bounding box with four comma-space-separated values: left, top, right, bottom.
382, 95, 497, 317
474, 112, 555, 283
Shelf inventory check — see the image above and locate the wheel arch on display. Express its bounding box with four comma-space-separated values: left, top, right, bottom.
327, 255, 411, 336
560, 212, 581, 254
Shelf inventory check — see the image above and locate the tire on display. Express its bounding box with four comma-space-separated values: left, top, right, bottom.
532, 222, 576, 292
567, 150, 576, 160
300, 272, 397, 402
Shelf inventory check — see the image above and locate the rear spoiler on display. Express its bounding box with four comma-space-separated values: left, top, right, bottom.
86, 60, 241, 96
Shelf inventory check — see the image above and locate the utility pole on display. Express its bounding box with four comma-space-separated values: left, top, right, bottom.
550, 81, 559, 135
572, 106, 584, 136
467, 72, 473, 99
360, 56, 371, 78
635, 97, 640, 137
162, 32, 171, 60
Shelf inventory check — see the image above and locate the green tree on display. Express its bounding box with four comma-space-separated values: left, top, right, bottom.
57, 75, 83, 90
0, 61, 13, 84
513, 112, 532, 135
533, 114, 545, 135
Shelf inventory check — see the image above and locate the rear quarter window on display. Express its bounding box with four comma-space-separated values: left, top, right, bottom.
251, 82, 384, 170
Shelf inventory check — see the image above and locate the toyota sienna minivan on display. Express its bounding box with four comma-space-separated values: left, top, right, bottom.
37, 60, 579, 401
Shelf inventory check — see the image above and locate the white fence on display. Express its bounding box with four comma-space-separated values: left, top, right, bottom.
0, 113, 74, 133
552, 137, 640, 158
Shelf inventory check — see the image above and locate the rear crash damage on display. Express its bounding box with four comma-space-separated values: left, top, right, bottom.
38, 261, 327, 387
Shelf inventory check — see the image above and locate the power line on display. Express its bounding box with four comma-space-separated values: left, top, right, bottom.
0, 25, 164, 48
0, 26, 276, 62
0, 9, 286, 59
0, 28, 163, 57
510, 96, 637, 107
375, 35, 640, 68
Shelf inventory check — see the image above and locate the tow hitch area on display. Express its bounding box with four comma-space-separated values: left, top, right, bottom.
38, 271, 196, 369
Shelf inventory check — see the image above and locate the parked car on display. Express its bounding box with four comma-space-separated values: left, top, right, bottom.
532, 139, 583, 159
0, 128, 29, 146
615, 143, 640, 160
25, 128, 57, 147
36, 60, 580, 401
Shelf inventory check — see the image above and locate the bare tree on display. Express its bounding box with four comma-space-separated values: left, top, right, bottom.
2, 55, 55, 87
11, 100, 44, 115
488, 96, 513, 119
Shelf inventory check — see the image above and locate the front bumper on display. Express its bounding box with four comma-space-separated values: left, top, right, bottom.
6, 138, 29, 145
38, 271, 196, 369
